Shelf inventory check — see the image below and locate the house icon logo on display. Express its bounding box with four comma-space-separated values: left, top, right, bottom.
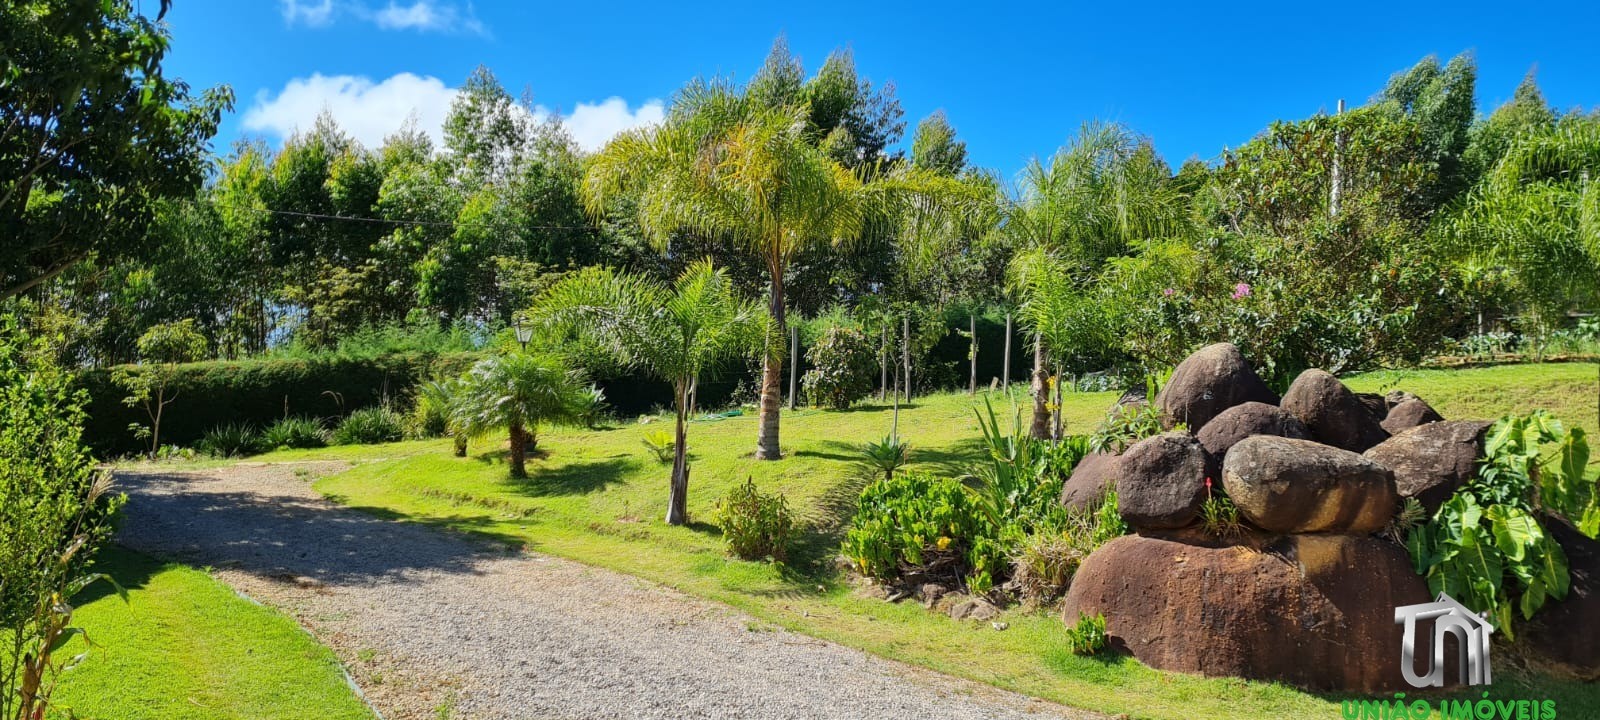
1394, 592, 1495, 688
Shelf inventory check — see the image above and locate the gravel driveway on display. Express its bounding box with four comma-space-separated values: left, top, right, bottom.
114, 463, 1100, 720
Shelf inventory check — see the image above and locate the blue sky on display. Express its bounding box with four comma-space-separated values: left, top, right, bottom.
164, 1, 1600, 181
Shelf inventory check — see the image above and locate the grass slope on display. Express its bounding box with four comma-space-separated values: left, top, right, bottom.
226, 363, 1598, 718
51, 547, 374, 720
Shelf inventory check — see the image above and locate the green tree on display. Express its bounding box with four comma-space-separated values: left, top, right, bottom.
453, 352, 593, 479
1463, 70, 1557, 184
583, 80, 979, 460
536, 260, 766, 524
1, 315, 125, 720
112, 319, 207, 458
1002, 121, 1186, 436
1378, 53, 1477, 206
910, 111, 968, 176
0, 0, 231, 299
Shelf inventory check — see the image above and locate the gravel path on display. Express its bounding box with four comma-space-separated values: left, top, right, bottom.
114, 464, 1100, 720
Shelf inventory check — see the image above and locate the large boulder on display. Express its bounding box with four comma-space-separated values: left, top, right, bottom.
1115, 432, 1209, 530
1155, 343, 1277, 432
1363, 421, 1491, 513
1062, 532, 1431, 692
1281, 369, 1390, 452
1522, 514, 1600, 679
1060, 452, 1120, 510
1222, 435, 1397, 534
1381, 398, 1445, 435
1195, 402, 1309, 458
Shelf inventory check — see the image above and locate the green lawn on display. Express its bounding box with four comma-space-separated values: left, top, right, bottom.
137, 362, 1600, 719
50, 547, 374, 720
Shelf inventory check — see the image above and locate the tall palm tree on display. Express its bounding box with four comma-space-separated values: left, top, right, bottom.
453, 352, 594, 479
535, 260, 766, 525
583, 81, 980, 460
1001, 121, 1187, 437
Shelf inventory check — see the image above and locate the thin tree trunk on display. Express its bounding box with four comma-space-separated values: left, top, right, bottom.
787, 324, 799, 410
1002, 313, 1013, 392
756, 272, 785, 460
1054, 365, 1066, 441
879, 325, 888, 401
667, 381, 690, 525
891, 357, 901, 442
968, 313, 977, 395
902, 315, 912, 403
508, 422, 528, 479
1030, 333, 1051, 440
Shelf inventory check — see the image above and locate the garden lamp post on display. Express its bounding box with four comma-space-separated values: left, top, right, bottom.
513, 316, 532, 351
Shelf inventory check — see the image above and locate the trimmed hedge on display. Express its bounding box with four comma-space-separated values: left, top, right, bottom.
78, 352, 482, 456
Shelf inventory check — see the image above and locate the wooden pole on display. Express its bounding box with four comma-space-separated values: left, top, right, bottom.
902, 315, 912, 403
879, 324, 888, 401
1002, 312, 1013, 393
1331, 98, 1345, 216
968, 313, 977, 395
787, 324, 799, 410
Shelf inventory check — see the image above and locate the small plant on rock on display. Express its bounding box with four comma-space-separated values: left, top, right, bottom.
1089, 401, 1163, 454
713, 477, 794, 562
1198, 477, 1243, 539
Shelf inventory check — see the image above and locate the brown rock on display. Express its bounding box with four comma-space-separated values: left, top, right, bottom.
947, 596, 1000, 621
1384, 390, 1419, 409
1060, 452, 1120, 510
1363, 421, 1491, 513
1281, 369, 1390, 452
1195, 402, 1309, 458
1223, 435, 1398, 534
1355, 392, 1389, 420
1523, 514, 1600, 679
1115, 432, 1208, 530
1381, 398, 1446, 434
1155, 343, 1277, 431
1061, 533, 1431, 692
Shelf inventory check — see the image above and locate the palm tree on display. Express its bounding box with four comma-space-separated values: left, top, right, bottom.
583, 81, 981, 461
453, 352, 595, 479
1001, 122, 1187, 438
418, 378, 470, 457
536, 259, 766, 525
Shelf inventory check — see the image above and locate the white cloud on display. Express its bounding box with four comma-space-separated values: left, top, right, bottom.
243, 73, 458, 149
559, 98, 667, 152
243, 73, 665, 155
278, 1, 485, 35
280, 0, 334, 27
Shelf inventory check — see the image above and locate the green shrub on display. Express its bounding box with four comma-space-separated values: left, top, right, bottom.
801, 326, 877, 409
260, 416, 327, 450
1064, 612, 1109, 655
1089, 400, 1164, 453
2, 317, 126, 720
1406, 411, 1593, 634
197, 422, 260, 458
842, 470, 1004, 592
330, 406, 406, 446
1010, 490, 1128, 606
641, 430, 675, 464
712, 478, 794, 562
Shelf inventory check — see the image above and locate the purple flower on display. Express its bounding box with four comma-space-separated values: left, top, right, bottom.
1162, 287, 1175, 297
1232, 282, 1252, 299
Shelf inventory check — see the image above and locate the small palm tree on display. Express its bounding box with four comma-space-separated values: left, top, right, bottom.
536, 259, 766, 525
418, 378, 470, 457
453, 353, 595, 479
584, 81, 984, 462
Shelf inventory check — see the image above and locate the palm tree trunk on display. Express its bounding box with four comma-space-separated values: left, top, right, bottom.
1030, 332, 1051, 440
667, 381, 690, 525
453, 434, 467, 458
508, 422, 528, 479
756, 271, 785, 460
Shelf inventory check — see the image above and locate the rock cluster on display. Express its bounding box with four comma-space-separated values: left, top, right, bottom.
1059, 342, 1504, 692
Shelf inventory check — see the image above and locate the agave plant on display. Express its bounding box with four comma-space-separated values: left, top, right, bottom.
861, 435, 910, 481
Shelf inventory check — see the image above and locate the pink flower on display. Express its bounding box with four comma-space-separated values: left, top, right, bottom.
1162, 287, 1175, 297
1232, 282, 1252, 299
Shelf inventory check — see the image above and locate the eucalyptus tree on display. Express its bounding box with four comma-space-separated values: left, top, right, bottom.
1001, 122, 1187, 437
453, 352, 594, 479
536, 260, 766, 524
583, 81, 981, 460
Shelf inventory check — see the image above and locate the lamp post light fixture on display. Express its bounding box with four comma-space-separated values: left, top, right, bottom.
513, 316, 533, 351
